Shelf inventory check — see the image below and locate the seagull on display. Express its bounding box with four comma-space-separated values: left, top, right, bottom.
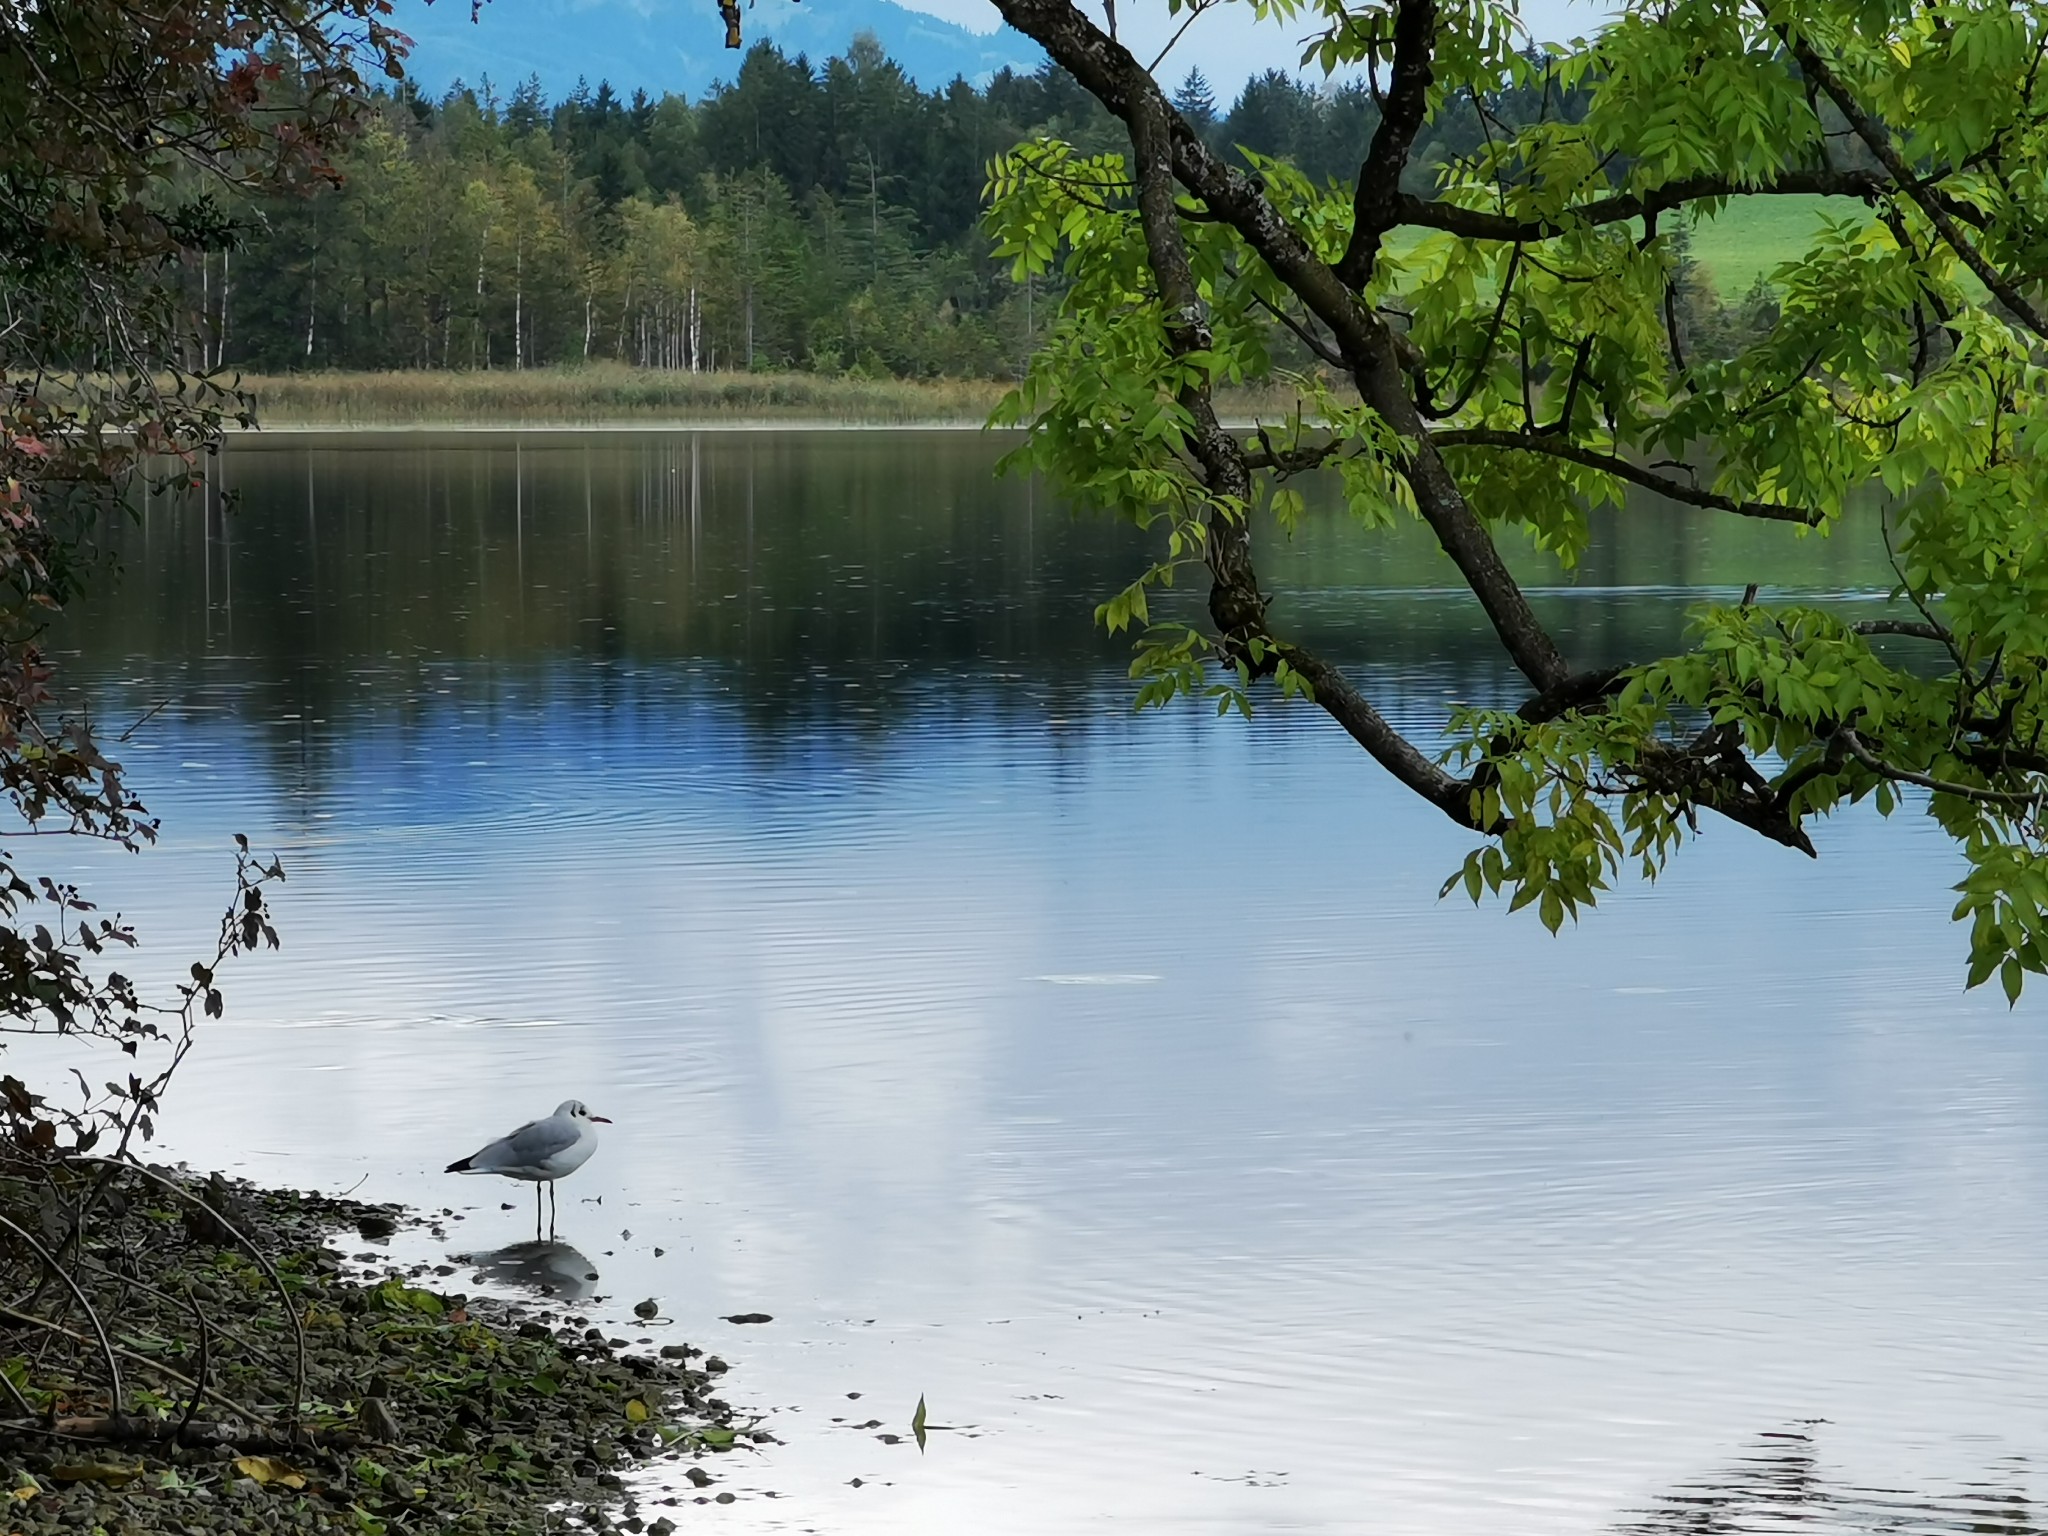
446, 1099, 610, 1236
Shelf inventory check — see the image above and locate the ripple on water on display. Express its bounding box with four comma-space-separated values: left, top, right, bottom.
37, 432, 2048, 1533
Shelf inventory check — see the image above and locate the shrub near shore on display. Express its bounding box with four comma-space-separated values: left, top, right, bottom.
0, 1176, 753, 1536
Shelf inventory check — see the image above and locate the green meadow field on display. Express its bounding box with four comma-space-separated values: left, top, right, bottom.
1687, 193, 1988, 302
1686, 194, 1846, 297
1390, 193, 1879, 302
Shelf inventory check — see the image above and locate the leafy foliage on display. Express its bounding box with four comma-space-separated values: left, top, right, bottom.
0, 0, 388, 1135
977, 0, 2048, 998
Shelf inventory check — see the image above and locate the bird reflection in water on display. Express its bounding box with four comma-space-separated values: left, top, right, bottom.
454, 1241, 601, 1302
1619, 1424, 2039, 1534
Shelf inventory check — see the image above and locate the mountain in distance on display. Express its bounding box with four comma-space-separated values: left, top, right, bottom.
393, 0, 1049, 99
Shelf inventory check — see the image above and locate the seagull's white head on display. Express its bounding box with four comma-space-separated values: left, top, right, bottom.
555, 1099, 612, 1124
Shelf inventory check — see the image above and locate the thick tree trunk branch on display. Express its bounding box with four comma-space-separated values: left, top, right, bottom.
1518, 666, 1629, 724
1122, 81, 1480, 825
1640, 730, 1819, 855
1335, 0, 1438, 289
1350, 343, 1572, 688
991, 0, 1573, 694
1431, 429, 1824, 524
1277, 647, 1487, 825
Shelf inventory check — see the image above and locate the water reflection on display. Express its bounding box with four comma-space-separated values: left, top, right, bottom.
1625, 1425, 2041, 1534
456, 1240, 600, 1302
38, 431, 2048, 1534
71, 429, 1906, 744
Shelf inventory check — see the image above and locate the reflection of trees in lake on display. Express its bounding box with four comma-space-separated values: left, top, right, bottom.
52, 432, 1922, 820
51, 430, 1916, 806
1620, 1424, 2039, 1534
63, 432, 1900, 732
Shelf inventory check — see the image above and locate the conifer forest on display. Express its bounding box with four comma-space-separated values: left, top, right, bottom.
208, 41, 1584, 379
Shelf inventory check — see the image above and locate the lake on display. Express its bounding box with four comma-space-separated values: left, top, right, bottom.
41, 429, 2048, 1533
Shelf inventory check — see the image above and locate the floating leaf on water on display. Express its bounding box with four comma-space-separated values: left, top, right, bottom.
912, 1394, 928, 1453
234, 1455, 307, 1490
625, 1397, 651, 1423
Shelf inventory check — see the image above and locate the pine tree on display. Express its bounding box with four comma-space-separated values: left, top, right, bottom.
1172, 66, 1217, 134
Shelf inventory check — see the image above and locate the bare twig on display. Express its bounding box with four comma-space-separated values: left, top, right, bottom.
173, 1285, 209, 1443
0, 1304, 265, 1425
67, 1158, 306, 1427
0, 1416, 360, 1452
0, 1223, 121, 1415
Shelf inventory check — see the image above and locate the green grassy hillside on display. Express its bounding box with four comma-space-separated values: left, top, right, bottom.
1686, 194, 1869, 297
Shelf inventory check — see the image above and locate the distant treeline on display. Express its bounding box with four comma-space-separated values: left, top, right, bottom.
207, 39, 1596, 380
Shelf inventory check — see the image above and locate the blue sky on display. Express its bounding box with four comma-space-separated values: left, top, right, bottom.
880, 0, 1615, 94
396, 0, 1621, 104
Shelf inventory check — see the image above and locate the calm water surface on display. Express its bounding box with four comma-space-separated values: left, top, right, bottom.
39, 431, 2048, 1533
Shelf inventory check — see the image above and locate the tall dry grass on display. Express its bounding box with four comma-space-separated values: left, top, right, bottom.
239, 367, 1008, 426
232, 366, 1316, 428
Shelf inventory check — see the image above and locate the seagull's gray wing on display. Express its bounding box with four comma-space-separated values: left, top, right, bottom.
471, 1115, 579, 1172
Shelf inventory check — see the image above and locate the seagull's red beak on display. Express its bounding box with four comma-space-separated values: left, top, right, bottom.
590, 1116, 612, 1123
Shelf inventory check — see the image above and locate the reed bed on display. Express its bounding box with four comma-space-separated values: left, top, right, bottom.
231, 366, 1315, 429
237, 367, 1008, 426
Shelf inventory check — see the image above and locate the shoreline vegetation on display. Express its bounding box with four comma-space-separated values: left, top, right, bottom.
0, 1171, 754, 1536
232, 366, 1308, 429
238, 367, 1009, 427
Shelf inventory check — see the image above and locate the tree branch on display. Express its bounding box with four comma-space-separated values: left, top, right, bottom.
992, 0, 1574, 693
1518, 666, 1628, 724
0, 1216, 120, 1416
1430, 429, 1823, 524
67, 1157, 307, 1427
1276, 646, 1486, 826
1837, 728, 2044, 810
1121, 78, 1481, 825
1778, 23, 2048, 339
1391, 168, 1892, 243
1335, 0, 1438, 289
0, 1417, 364, 1453
0, 1305, 267, 1428
1851, 618, 1951, 642
1423, 242, 1522, 418
1249, 294, 1346, 370
1243, 430, 1341, 475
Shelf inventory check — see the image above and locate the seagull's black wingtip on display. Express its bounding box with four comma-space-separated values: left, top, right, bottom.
444, 1157, 472, 1173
